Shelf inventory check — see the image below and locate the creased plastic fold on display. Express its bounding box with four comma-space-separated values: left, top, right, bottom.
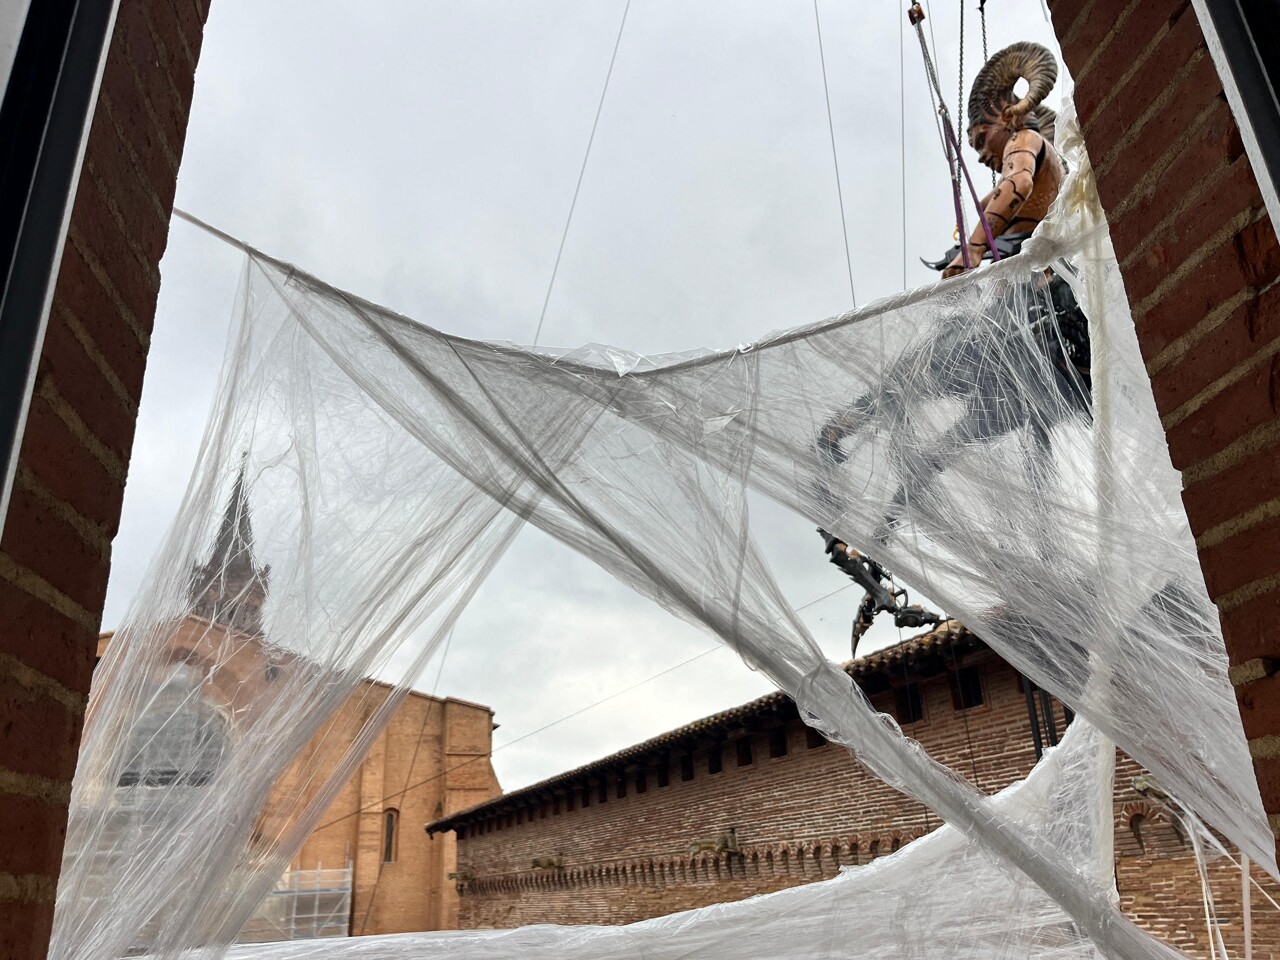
53, 101, 1266, 960
222, 720, 1121, 960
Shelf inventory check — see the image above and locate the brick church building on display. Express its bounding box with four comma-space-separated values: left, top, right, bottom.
95, 471, 500, 943
429, 622, 1280, 958
2, 2, 1276, 958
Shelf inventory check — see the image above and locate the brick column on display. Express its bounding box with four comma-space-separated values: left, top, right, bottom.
0, 2, 211, 957
1048, 0, 1280, 862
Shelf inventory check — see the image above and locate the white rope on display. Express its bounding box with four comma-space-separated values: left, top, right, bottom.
1142, 787, 1280, 918
1186, 815, 1230, 960
1202, 828, 1280, 914
1243, 852, 1254, 960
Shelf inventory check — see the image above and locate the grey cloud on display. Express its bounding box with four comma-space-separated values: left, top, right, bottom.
104, 0, 1063, 789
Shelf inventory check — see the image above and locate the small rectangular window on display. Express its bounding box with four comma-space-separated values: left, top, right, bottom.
768, 727, 789, 758
552, 797, 561, 815
598, 780, 608, 804
516, 809, 524, 825
895, 683, 925, 724
805, 727, 827, 748
635, 771, 647, 794
680, 754, 695, 782
616, 776, 626, 800
539, 803, 547, 819
566, 793, 575, 812
656, 763, 670, 788
951, 666, 984, 710
708, 744, 723, 774
736, 738, 754, 767
581, 786, 591, 808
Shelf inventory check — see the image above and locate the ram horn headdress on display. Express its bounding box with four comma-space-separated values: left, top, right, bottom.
966, 41, 1058, 131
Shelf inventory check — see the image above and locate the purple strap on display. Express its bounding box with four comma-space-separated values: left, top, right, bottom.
942, 125, 971, 269
942, 117, 1002, 263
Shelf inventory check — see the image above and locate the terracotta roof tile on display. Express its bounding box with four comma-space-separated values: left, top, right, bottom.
426, 620, 980, 835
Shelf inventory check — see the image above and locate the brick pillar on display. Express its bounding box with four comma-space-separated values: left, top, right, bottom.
0, 2, 211, 957
1048, 0, 1280, 862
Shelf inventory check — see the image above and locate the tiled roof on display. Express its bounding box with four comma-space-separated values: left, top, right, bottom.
426, 620, 979, 835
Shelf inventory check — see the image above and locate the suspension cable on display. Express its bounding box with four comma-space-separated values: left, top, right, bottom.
957, 0, 965, 140
898, 0, 908, 290
979, 0, 995, 188
947, 641, 983, 790
532, 0, 632, 348
909, 5, 969, 265
312, 583, 856, 831
907, 3, 1000, 267
813, 0, 857, 308
356, 628, 458, 935
899, 629, 934, 836
979, 0, 988, 61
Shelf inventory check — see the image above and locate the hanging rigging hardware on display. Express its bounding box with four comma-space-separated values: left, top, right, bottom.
905, 0, 1001, 273
1021, 671, 1071, 761
817, 529, 943, 656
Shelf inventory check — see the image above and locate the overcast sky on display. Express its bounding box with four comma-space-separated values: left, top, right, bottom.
102, 0, 1064, 791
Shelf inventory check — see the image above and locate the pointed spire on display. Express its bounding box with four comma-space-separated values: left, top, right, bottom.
209, 461, 256, 575
188, 458, 271, 635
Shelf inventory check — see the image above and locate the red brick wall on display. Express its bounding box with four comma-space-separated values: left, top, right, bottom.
452, 656, 1069, 928
1046, 0, 1280, 862
1114, 753, 1280, 957
453, 663, 1280, 956
0, 3, 210, 957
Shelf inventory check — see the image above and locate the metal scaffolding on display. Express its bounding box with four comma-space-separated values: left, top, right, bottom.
237, 865, 353, 943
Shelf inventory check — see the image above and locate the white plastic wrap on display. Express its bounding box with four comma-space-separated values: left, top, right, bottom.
54, 105, 1268, 960
222, 720, 1123, 960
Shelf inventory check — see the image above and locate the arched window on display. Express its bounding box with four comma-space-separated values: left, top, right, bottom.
1129, 814, 1147, 853
117, 665, 227, 788
383, 808, 399, 863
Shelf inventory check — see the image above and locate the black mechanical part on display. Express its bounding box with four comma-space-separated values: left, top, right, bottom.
818, 529, 944, 655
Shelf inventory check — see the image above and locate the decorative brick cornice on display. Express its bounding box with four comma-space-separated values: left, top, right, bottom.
457, 832, 929, 896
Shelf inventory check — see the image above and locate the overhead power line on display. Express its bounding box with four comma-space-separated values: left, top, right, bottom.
312, 581, 854, 831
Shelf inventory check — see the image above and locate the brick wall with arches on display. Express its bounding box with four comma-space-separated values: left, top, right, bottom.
432, 625, 1280, 955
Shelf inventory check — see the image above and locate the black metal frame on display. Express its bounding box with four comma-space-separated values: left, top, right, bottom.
0, 0, 117, 536
1200, 0, 1280, 224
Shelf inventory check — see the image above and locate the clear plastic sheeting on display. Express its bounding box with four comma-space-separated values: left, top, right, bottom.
55, 104, 1269, 960
237, 866, 353, 944
222, 720, 1128, 960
